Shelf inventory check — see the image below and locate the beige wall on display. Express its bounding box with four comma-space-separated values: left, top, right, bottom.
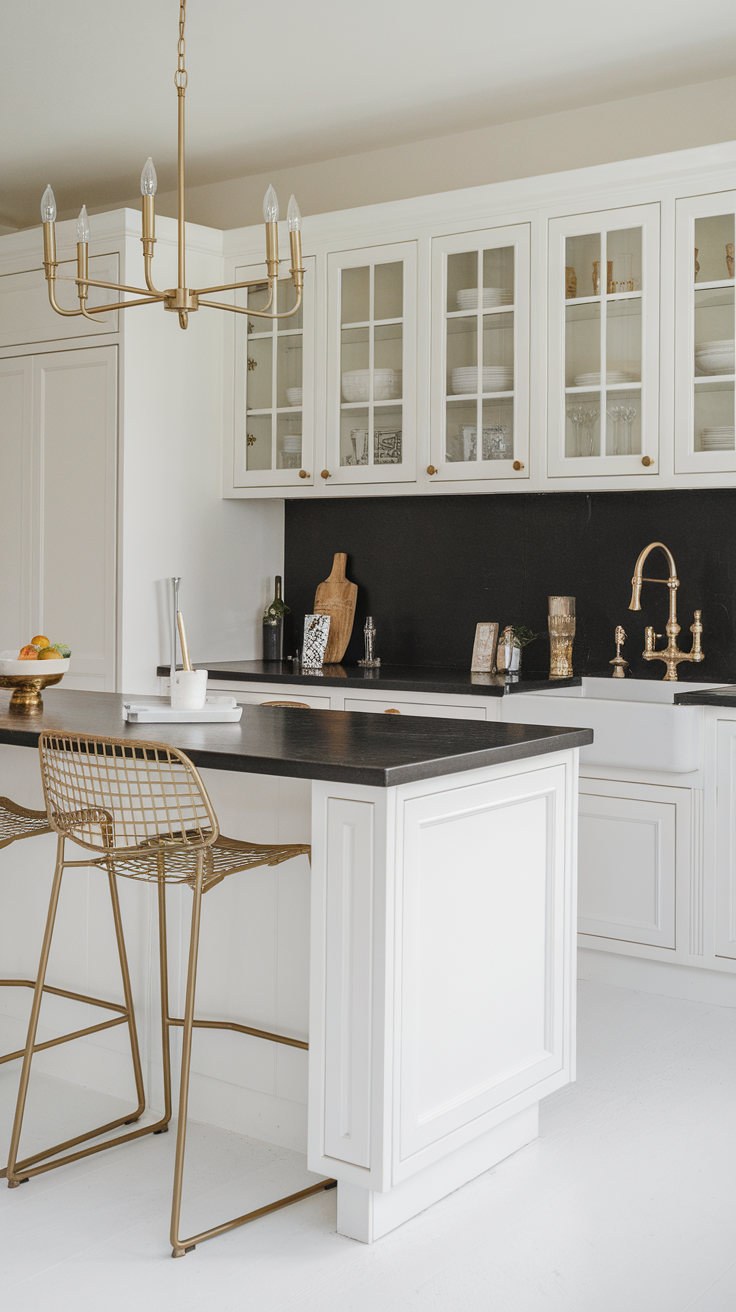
99, 72, 736, 232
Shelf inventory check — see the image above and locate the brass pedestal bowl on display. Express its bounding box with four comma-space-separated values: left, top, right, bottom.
0, 660, 69, 713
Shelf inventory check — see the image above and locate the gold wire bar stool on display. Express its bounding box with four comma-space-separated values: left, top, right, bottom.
6, 732, 335, 1257
0, 798, 55, 1082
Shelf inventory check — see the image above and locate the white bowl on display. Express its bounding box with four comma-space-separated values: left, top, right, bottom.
0, 653, 70, 676
342, 369, 402, 402
286, 388, 303, 406
696, 340, 735, 351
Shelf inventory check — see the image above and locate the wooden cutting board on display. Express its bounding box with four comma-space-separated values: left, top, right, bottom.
314, 553, 358, 663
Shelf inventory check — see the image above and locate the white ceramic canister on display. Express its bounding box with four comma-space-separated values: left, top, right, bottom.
171, 669, 208, 710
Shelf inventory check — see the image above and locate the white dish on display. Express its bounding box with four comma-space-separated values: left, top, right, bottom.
280, 435, 302, 451
573, 371, 636, 386
456, 287, 513, 310
451, 367, 513, 394
0, 652, 70, 677
696, 340, 735, 351
286, 388, 303, 406
342, 369, 402, 402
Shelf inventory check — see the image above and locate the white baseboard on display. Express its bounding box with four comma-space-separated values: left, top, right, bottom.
336, 1104, 538, 1243
578, 947, 736, 1006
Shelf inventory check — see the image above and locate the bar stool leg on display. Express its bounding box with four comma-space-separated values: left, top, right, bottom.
156, 872, 173, 1130
170, 850, 205, 1256
6, 836, 66, 1186
105, 863, 145, 1124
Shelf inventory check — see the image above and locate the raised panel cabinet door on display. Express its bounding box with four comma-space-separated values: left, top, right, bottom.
0, 254, 120, 349
675, 190, 736, 476
547, 204, 660, 480
232, 256, 316, 489
0, 357, 33, 654
326, 242, 417, 486
32, 345, 118, 691
430, 224, 530, 483
577, 783, 679, 949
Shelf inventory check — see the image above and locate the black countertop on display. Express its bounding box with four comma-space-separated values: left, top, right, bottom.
674, 686, 736, 706
157, 661, 581, 698
0, 689, 592, 788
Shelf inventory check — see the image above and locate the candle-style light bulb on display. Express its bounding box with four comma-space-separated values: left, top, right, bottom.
263, 184, 279, 224
77, 205, 89, 243
287, 194, 302, 232
41, 185, 57, 223
140, 157, 158, 196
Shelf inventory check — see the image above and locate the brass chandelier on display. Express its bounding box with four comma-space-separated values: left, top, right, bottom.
40, 0, 304, 330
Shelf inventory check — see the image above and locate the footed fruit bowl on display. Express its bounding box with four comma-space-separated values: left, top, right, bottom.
0, 653, 70, 713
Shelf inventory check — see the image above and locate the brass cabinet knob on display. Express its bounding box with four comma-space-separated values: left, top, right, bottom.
321, 469, 331, 480
298, 469, 309, 479
513, 460, 524, 470
641, 456, 655, 467
426, 465, 438, 475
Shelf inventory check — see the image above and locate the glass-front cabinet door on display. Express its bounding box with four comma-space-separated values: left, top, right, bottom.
548, 205, 659, 478
232, 255, 315, 488
325, 242, 416, 485
430, 225, 530, 481
675, 192, 736, 475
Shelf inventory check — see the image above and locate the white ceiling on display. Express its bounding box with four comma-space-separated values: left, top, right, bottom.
3, 0, 736, 229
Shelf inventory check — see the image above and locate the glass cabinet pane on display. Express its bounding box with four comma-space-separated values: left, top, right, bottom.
447, 252, 479, 312
565, 233, 600, 299
276, 413, 302, 469
694, 286, 734, 364
374, 322, 402, 383
445, 399, 477, 462
246, 337, 272, 410
481, 399, 513, 460
247, 282, 270, 335
483, 311, 513, 386
340, 407, 369, 466
607, 298, 641, 381
277, 337, 302, 407
374, 262, 402, 320
483, 246, 514, 299
341, 266, 369, 324
245, 414, 272, 470
694, 381, 735, 452
605, 390, 641, 456
694, 215, 735, 285
447, 316, 478, 391
277, 278, 303, 330
607, 228, 641, 293
565, 393, 601, 458
566, 302, 600, 386
374, 405, 402, 465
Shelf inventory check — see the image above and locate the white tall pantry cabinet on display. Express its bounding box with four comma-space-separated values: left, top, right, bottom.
0, 211, 280, 693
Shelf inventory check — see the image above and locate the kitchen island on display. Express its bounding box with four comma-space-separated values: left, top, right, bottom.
0, 689, 591, 1242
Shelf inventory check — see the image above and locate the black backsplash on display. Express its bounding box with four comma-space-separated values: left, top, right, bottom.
283, 490, 736, 682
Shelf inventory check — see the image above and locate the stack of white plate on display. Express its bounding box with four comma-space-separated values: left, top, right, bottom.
342, 369, 402, 402
456, 287, 513, 311
695, 340, 735, 375
700, 426, 735, 449
286, 387, 303, 406
573, 370, 636, 387
451, 366, 513, 394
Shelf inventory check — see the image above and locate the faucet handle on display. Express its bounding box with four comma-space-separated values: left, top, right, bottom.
644, 626, 662, 653
610, 625, 629, 678
691, 609, 704, 661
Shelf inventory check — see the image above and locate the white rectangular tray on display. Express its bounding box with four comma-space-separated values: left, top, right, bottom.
123, 697, 242, 724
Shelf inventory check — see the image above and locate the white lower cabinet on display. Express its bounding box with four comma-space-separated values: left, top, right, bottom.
715, 720, 736, 959
577, 778, 691, 951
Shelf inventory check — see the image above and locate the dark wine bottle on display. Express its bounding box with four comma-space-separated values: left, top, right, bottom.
262, 576, 290, 661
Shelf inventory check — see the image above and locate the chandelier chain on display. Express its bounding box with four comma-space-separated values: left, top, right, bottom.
175, 0, 188, 91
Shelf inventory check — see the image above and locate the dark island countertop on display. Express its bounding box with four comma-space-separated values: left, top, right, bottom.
674, 685, 736, 706
157, 661, 582, 698
0, 689, 593, 788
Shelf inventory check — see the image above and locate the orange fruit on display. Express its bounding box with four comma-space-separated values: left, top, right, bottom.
18, 646, 38, 660
38, 647, 61, 660
31, 635, 50, 648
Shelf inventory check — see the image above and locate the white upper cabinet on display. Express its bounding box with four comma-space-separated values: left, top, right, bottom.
675, 191, 736, 476
0, 254, 120, 348
232, 256, 316, 488
325, 241, 417, 486
547, 204, 660, 479
429, 225, 530, 482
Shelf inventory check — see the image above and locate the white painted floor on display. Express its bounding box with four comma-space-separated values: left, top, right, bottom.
1, 980, 736, 1311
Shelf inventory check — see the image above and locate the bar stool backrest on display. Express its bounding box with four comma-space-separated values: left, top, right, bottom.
38, 732, 219, 855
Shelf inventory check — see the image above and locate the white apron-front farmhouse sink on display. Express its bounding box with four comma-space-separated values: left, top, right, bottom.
501, 677, 720, 773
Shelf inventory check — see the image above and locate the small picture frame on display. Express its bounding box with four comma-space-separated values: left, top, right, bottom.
302, 613, 331, 667
471, 621, 499, 673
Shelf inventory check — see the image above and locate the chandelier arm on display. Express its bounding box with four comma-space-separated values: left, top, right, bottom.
46, 280, 85, 318
143, 257, 166, 298
195, 279, 271, 296
54, 274, 162, 299
79, 296, 165, 313
197, 288, 302, 320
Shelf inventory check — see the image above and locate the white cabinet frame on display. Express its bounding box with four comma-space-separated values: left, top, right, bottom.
430, 224, 530, 482
548, 204, 660, 479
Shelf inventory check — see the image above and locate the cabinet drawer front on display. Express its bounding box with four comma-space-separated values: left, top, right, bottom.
237, 689, 333, 711
578, 789, 676, 949
344, 697, 486, 720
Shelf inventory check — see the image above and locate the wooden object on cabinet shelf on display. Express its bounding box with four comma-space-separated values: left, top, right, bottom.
314, 553, 358, 663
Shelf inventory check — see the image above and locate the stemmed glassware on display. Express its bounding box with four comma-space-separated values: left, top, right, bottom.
606, 403, 638, 455
567, 404, 600, 456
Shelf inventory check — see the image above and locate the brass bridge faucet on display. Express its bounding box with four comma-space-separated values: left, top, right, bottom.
629, 541, 704, 681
